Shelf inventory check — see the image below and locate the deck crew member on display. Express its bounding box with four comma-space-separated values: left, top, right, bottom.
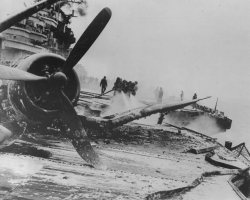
193, 93, 197, 100
180, 90, 184, 101
100, 76, 107, 94
192, 92, 197, 108
158, 87, 163, 103
131, 81, 138, 96
121, 80, 128, 94
113, 77, 122, 95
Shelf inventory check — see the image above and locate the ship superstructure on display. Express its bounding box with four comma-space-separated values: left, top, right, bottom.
0, 2, 75, 66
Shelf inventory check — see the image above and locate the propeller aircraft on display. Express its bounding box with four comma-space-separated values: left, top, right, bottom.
0, 0, 210, 166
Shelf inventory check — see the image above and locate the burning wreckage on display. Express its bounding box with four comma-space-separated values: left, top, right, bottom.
0, 0, 249, 199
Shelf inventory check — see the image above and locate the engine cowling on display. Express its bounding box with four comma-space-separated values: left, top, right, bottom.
8, 53, 80, 124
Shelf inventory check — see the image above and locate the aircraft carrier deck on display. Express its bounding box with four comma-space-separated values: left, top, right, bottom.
0, 121, 249, 200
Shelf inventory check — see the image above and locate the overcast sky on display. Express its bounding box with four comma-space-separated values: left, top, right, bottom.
71, 0, 250, 100
1, 0, 250, 101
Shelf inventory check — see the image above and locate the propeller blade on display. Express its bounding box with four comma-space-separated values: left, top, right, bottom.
63, 7, 112, 73
57, 89, 100, 166
0, 0, 60, 33
0, 65, 47, 81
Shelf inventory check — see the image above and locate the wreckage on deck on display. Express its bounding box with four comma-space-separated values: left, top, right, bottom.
0, 95, 249, 199
160, 103, 232, 131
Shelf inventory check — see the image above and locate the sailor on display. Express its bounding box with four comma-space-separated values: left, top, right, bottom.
158, 87, 163, 103
127, 81, 133, 97
192, 92, 197, 109
113, 77, 122, 95
100, 76, 107, 94
193, 93, 197, 100
131, 81, 138, 96
122, 80, 128, 94
180, 90, 184, 101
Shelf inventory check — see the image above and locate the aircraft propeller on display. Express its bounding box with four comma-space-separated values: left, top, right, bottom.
49, 72, 101, 165
0, 7, 112, 166
57, 87, 100, 165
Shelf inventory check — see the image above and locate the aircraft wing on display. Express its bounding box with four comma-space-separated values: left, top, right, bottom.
78, 96, 211, 129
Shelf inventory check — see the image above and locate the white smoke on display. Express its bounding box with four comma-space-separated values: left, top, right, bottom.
165, 114, 224, 135
60, 0, 88, 17
101, 91, 161, 125
187, 115, 224, 135
101, 92, 143, 117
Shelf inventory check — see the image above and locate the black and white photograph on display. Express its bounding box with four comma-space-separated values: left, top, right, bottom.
0, 0, 249, 199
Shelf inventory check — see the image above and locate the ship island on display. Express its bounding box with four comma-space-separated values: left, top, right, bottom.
0, 1, 249, 200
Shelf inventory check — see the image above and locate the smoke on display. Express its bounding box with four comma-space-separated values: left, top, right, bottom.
101, 92, 143, 117
187, 115, 224, 135
60, 0, 88, 17
77, 6, 87, 16
165, 114, 223, 135
101, 91, 160, 125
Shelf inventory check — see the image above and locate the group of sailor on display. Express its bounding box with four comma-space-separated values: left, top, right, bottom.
113, 77, 138, 96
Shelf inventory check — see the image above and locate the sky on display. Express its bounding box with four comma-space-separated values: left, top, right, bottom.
70, 0, 250, 101
1, 0, 250, 101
